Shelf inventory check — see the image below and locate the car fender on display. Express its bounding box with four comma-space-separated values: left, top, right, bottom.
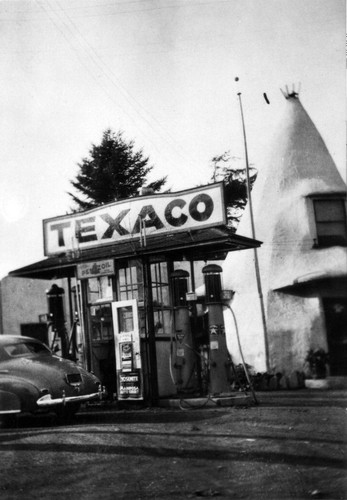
0, 389, 21, 414
0, 376, 40, 413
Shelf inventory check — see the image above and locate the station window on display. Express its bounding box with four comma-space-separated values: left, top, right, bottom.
118, 259, 144, 302
90, 303, 113, 341
86, 276, 115, 342
87, 276, 114, 303
313, 197, 347, 247
151, 262, 172, 335
117, 260, 145, 336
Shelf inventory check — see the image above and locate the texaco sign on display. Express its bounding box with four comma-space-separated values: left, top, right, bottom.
43, 183, 226, 256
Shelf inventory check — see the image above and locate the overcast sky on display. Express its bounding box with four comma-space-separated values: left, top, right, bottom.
0, 0, 345, 279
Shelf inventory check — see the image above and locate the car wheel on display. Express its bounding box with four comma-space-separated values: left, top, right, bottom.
55, 403, 80, 424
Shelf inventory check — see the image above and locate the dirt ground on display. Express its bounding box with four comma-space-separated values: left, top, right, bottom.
0, 390, 346, 500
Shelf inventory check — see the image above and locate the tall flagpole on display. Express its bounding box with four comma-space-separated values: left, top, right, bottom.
237, 90, 270, 372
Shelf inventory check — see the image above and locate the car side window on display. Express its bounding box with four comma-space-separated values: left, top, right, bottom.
4, 342, 51, 357
5, 344, 28, 357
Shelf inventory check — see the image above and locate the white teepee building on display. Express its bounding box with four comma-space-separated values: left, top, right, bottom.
223, 90, 347, 379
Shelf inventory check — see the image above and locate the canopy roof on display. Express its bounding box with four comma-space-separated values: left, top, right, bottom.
10, 225, 261, 280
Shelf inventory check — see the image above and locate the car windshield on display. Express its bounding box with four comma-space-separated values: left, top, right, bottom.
4, 341, 51, 358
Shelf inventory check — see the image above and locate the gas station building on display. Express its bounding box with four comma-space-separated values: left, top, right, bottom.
10, 182, 260, 404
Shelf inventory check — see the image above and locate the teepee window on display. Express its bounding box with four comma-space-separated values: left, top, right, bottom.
313, 198, 347, 247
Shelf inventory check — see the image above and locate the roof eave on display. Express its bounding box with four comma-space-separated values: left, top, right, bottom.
9, 226, 261, 280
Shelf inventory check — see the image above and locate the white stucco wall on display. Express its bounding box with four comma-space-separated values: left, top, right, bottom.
266, 291, 327, 374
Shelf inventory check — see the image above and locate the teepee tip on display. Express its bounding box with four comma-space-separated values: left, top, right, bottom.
280, 83, 301, 99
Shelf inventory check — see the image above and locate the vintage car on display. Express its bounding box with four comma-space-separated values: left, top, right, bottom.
0, 335, 103, 423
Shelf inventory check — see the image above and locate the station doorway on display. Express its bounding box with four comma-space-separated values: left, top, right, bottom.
323, 297, 347, 376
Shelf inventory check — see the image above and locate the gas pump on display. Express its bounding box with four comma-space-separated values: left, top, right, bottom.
46, 284, 69, 358
170, 270, 198, 394
202, 264, 232, 395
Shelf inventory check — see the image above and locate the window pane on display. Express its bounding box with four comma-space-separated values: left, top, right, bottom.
153, 309, 172, 335
87, 278, 99, 303
317, 226, 347, 246
126, 267, 131, 284
314, 199, 347, 247
161, 286, 170, 306
149, 262, 173, 335
317, 235, 347, 246
139, 309, 146, 337
151, 262, 170, 306
160, 262, 168, 283
162, 310, 172, 333
118, 260, 144, 301
151, 264, 158, 284
99, 276, 113, 300
154, 310, 164, 334
317, 222, 347, 237
315, 200, 345, 222
100, 304, 113, 340
87, 276, 113, 302
119, 268, 126, 288
90, 304, 113, 341
118, 306, 134, 333
131, 266, 137, 285
90, 307, 101, 341
152, 287, 159, 305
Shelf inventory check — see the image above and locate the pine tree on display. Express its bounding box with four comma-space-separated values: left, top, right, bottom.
69, 129, 167, 212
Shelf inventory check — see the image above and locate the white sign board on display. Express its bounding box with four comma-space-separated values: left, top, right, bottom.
76, 259, 115, 279
43, 183, 226, 256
